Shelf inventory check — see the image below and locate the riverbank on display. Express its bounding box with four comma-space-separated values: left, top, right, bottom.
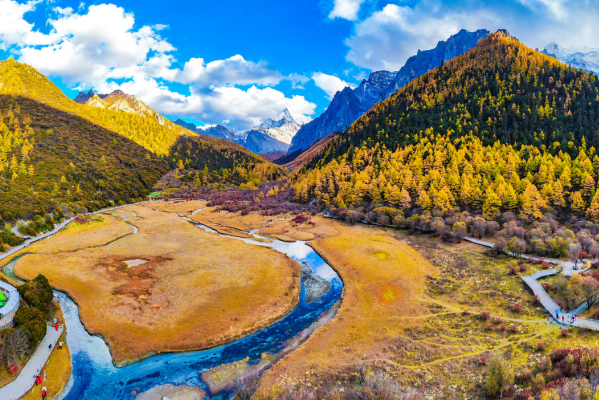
9, 204, 302, 365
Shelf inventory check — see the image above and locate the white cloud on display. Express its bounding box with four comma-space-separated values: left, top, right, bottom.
344, 0, 599, 71
0, 1, 316, 130
517, 0, 568, 19
175, 55, 283, 87
95, 76, 316, 130
311, 72, 353, 99
328, 0, 366, 21
0, 0, 53, 49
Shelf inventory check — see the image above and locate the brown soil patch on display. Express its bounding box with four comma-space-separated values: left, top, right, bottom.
14, 205, 301, 364
135, 384, 205, 400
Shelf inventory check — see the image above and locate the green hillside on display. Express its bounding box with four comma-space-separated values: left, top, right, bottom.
296, 31, 599, 220
0, 94, 169, 220
0, 59, 279, 220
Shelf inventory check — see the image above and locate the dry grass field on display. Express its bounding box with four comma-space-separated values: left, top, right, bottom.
144, 200, 208, 216
253, 224, 599, 399
189, 208, 269, 238
27, 214, 134, 254
12, 205, 301, 364
256, 222, 437, 397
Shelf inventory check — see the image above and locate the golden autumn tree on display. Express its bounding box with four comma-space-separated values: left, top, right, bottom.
483, 191, 502, 219
586, 191, 599, 222
520, 184, 548, 220
570, 191, 585, 216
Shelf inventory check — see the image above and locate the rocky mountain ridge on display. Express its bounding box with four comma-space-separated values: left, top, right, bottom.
542, 43, 599, 75
74, 89, 167, 125
287, 28, 490, 154
173, 108, 311, 156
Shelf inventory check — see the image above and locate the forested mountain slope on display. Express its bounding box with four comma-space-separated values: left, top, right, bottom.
0, 59, 279, 219
0, 59, 187, 155
0, 94, 168, 219
296, 31, 599, 220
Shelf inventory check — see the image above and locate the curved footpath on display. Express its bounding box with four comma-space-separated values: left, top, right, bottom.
463, 237, 599, 330
0, 325, 64, 400
0, 201, 148, 399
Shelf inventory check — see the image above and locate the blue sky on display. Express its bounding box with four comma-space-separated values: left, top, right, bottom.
0, 0, 598, 130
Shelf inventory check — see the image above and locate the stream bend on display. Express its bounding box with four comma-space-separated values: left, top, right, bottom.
4, 211, 343, 400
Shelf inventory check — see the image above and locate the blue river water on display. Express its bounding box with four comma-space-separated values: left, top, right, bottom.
5, 217, 343, 399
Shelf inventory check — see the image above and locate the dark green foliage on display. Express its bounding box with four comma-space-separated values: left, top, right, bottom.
0, 231, 24, 246
169, 135, 283, 184
308, 32, 599, 170
17, 274, 53, 313
0, 95, 170, 220
13, 305, 46, 348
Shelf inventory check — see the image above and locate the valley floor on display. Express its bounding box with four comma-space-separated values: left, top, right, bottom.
184, 209, 599, 399
3, 202, 301, 365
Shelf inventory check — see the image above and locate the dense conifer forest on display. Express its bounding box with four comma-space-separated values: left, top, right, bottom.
296, 32, 599, 221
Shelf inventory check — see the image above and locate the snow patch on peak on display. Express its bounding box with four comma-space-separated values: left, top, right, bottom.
543, 44, 599, 74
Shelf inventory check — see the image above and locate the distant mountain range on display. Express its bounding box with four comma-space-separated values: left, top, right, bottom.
542, 44, 599, 75
286, 28, 491, 155
173, 109, 311, 156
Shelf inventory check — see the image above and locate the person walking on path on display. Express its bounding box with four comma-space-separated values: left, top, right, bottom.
556, 310, 559, 319
42, 386, 47, 399
562, 315, 565, 323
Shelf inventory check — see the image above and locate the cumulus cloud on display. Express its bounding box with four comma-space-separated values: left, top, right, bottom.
311, 72, 353, 99
175, 55, 283, 87
0, 0, 315, 130
344, 0, 599, 71
328, 0, 366, 21
94, 76, 315, 130
0, 0, 55, 48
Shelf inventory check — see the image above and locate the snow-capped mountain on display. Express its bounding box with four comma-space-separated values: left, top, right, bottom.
288, 28, 490, 155
172, 108, 311, 156
257, 109, 312, 144
542, 44, 599, 75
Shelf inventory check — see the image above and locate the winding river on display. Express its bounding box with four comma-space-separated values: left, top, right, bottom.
3, 211, 343, 399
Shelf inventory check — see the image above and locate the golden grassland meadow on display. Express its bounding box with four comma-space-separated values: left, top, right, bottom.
6, 204, 301, 364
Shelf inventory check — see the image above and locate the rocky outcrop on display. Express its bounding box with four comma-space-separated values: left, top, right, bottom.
300, 261, 331, 303
74, 89, 168, 125
288, 28, 490, 154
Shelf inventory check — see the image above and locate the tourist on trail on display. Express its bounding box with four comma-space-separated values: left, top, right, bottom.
562, 315, 565, 323
555, 310, 559, 319
42, 386, 47, 399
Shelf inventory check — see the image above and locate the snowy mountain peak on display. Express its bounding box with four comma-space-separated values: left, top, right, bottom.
259, 108, 311, 130
543, 44, 599, 75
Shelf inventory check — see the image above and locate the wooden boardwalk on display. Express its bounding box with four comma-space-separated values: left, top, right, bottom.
464, 237, 599, 330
